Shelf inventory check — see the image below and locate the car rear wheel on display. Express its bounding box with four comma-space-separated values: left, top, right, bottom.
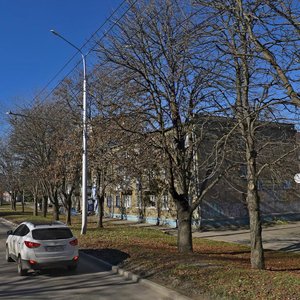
68, 264, 77, 271
17, 255, 27, 276
5, 246, 14, 262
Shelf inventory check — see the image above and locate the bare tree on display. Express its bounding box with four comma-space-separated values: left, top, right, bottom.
193, 0, 299, 269
0, 140, 20, 211
94, 0, 229, 253
89, 118, 119, 228
8, 98, 81, 222
246, 0, 300, 106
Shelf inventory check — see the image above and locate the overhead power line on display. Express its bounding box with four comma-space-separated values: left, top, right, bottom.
30, 0, 204, 110
30, 0, 135, 106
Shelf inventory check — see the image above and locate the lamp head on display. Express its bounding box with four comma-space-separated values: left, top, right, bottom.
50, 29, 59, 36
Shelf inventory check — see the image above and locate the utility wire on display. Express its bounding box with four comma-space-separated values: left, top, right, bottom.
48, 1, 204, 106
37, 0, 141, 108
29, 0, 132, 106
28, 0, 204, 112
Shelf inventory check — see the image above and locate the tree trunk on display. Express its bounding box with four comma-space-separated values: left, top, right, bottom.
177, 204, 193, 253
66, 205, 71, 225
138, 208, 145, 223
247, 150, 265, 269
65, 194, 72, 225
97, 194, 104, 228
33, 194, 38, 216
156, 205, 161, 226
11, 192, 16, 211
76, 196, 81, 213
53, 205, 59, 221
247, 187, 264, 269
42, 196, 48, 218
138, 190, 145, 223
138, 184, 145, 223
120, 196, 125, 220
52, 195, 59, 221
21, 190, 25, 213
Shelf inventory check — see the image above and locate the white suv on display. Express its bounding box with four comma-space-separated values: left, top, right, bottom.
6, 221, 79, 275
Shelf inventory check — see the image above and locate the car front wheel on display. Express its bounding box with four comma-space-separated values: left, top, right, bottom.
5, 246, 13, 262
17, 255, 27, 276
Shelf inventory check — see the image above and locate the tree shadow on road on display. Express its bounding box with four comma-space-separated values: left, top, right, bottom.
82, 248, 130, 266
0, 268, 139, 299
279, 242, 300, 252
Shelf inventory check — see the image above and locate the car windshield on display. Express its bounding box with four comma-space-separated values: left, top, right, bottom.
32, 228, 73, 240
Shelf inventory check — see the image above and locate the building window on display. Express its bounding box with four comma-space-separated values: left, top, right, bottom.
240, 164, 247, 178
124, 195, 132, 208
116, 195, 120, 208
107, 196, 112, 208
257, 180, 263, 191
162, 194, 168, 210
148, 195, 156, 207
282, 180, 292, 190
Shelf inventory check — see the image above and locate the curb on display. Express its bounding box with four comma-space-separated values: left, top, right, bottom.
82, 251, 192, 300
0, 217, 17, 227
139, 277, 193, 300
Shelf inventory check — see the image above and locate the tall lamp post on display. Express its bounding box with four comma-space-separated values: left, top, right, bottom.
50, 29, 88, 234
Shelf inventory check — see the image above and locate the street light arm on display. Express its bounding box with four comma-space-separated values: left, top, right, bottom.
5, 111, 28, 118
50, 29, 84, 55
50, 29, 86, 80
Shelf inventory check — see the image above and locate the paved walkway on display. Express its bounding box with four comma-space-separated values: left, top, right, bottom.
192, 222, 300, 252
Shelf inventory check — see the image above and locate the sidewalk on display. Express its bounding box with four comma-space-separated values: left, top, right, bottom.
192, 222, 300, 252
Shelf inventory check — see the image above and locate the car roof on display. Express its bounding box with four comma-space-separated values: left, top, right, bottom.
21, 221, 68, 229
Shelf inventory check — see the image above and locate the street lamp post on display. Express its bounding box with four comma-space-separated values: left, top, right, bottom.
50, 29, 88, 234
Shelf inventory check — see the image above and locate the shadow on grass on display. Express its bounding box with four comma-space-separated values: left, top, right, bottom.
267, 267, 300, 272
81, 248, 130, 266
199, 249, 251, 256
0, 211, 32, 217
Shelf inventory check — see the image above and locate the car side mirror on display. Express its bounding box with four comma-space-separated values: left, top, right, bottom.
7, 230, 13, 236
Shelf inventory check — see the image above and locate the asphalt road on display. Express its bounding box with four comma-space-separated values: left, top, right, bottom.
0, 221, 175, 300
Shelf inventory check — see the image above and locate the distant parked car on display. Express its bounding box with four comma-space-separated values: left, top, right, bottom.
6, 221, 79, 276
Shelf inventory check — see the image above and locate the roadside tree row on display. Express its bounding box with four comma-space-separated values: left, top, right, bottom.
1, 0, 300, 271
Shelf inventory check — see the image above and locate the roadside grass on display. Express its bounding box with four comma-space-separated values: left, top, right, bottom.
0, 203, 53, 223
2, 204, 300, 300
77, 221, 300, 300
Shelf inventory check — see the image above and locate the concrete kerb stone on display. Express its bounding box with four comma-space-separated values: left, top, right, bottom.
0, 217, 17, 227
111, 266, 140, 282
139, 278, 193, 300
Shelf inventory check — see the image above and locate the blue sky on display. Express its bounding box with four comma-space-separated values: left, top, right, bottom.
0, 0, 123, 129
